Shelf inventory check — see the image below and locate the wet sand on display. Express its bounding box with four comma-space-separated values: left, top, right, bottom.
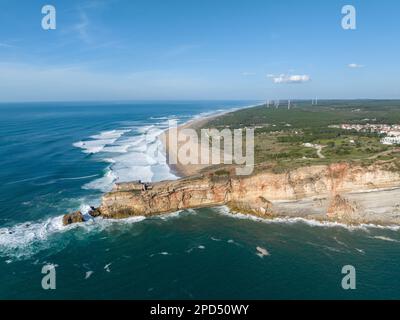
159, 114, 224, 177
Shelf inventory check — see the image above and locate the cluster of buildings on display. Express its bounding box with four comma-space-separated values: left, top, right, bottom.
333, 123, 400, 145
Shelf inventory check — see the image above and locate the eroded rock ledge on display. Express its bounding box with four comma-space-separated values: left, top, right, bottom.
63, 163, 400, 226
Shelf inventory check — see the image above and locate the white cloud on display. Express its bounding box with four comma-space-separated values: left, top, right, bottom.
348, 63, 364, 68
269, 74, 311, 84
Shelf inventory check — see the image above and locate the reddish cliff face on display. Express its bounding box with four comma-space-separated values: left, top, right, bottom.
99, 176, 230, 219
94, 163, 400, 224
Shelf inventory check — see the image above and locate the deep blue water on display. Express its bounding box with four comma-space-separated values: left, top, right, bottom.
0, 101, 399, 299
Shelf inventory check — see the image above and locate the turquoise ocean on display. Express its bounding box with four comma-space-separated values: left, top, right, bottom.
0, 101, 399, 299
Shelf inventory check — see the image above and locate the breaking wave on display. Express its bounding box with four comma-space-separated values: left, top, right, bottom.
0, 103, 260, 261
213, 206, 400, 232
0, 212, 147, 261
76, 123, 177, 193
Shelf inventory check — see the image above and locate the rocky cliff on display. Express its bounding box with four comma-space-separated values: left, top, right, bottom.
63, 162, 400, 226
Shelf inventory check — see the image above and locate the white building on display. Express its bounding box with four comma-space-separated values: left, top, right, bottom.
381, 136, 400, 145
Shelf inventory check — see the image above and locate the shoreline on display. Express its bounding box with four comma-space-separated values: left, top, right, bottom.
75, 160, 400, 226
62, 102, 400, 227
159, 103, 260, 177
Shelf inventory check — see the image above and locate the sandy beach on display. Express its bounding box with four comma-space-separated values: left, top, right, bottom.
159, 112, 231, 177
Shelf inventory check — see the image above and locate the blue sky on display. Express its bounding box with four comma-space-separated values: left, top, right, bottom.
0, 0, 399, 101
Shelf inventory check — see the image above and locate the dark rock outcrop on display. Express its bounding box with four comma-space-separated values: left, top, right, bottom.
62, 211, 84, 225
88, 206, 102, 218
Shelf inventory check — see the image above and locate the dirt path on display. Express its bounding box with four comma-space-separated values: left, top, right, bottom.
367, 147, 400, 160
315, 145, 325, 159
303, 143, 325, 159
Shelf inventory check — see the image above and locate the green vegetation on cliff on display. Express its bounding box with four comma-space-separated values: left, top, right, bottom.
204, 100, 400, 171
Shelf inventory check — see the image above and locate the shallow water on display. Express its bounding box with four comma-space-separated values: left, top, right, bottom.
0, 101, 399, 299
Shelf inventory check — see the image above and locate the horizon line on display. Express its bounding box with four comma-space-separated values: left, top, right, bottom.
1, 98, 400, 105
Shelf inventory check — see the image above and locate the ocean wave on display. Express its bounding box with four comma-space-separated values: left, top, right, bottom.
156, 210, 185, 220
213, 206, 400, 231
0, 213, 147, 261
371, 236, 400, 243
82, 169, 117, 192
73, 129, 131, 154
74, 103, 259, 193
186, 245, 206, 253
0, 215, 67, 260
31, 174, 101, 186
150, 252, 171, 257
75, 122, 177, 193
90, 130, 131, 141
4, 175, 51, 185
58, 175, 100, 181
256, 246, 270, 258
0, 205, 190, 261
2, 104, 259, 261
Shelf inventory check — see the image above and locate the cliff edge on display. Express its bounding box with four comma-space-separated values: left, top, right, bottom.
64, 162, 400, 226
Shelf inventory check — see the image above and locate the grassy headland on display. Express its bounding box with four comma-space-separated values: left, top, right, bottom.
203, 100, 400, 173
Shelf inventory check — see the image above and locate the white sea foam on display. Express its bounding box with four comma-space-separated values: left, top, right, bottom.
157, 210, 185, 220
5, 175, 51, 185
0, 216, 67, 260
75, 103, 260, 192
150, 252, 171, 257
90, 130, 131, 140
76, 123, 177, 192
256, 246, 270, 258
0, 213, 147, 260
2, 104, 257, 260
98, 216, 146, 225
82, 169, 117, 192
58, 175, 100, 181
104, 263, 112, 272
333, 237, 349, 248
73, 130, 131, 154
213, 206, 400, 232
186, 245, 206, 253
73, 140, 111, 154
372, 236, 400, 243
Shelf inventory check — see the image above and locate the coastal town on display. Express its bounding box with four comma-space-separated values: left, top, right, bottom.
331, 123, 400, 145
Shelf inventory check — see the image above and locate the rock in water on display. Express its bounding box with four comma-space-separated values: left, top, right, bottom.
62, 211, 84, 226
89, 206, 102, 218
